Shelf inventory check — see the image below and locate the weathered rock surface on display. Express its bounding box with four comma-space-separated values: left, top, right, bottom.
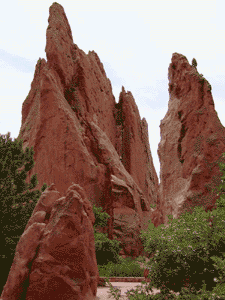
156, 53, 225, 226
11, 2, 225, 271
15, 2, 159, 259
1, 183, 99, 300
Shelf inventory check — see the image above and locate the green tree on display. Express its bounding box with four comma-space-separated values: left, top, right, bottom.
0, 132, 50, 293
138, 155, 225, 298
192, 57, 198, 69
92, 204, 122, 266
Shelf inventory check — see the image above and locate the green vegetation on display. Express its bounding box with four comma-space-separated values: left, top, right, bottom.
97, 256, 144, 278
93, 204, 122, 266
105, 155, 225, 299
123, 162, 225, 299
192, 58, 197, 69
0, 132, 50, 293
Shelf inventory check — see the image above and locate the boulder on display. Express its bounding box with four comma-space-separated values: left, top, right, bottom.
15, 2, 159, 259
1, 183, 99, 300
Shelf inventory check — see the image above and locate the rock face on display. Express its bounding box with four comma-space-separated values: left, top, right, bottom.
1, 183, 99, 300
15, 2, 159, 259
156, 53, 225, 226
11, 2, 225, 271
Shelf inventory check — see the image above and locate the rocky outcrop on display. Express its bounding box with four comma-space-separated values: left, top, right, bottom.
15, 2, 159, 259
11, 2, 225, 268
156, 53, 225, 226
1, 183, 99, 300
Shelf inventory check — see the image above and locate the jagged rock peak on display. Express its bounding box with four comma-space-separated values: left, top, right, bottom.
157, 52, 225, 226
119, 86, 134, 104
45, 2, 75, 87
16, 2, 160, 259
168, 52, 212, 99
48, 2, 73, 42
88, 50, 107, 77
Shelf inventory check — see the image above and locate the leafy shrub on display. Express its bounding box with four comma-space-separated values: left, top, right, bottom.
139, 205, 225, 297
98, 256, 144, 277
136, 161, 225, 299
93, 204, 123, 266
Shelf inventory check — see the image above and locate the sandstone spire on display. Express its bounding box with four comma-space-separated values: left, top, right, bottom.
157, 52, 225, 226
16, 2, 159, 258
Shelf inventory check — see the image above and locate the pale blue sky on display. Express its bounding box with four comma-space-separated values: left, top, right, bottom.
1, 0, 225, 184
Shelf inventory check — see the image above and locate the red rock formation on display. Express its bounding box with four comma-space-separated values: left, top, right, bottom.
156, 52, 225, 226
15, 2, 159, 259
12, 2, 224, 267
0, 183, 98, 300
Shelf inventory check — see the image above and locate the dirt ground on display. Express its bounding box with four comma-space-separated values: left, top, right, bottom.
96, 282, 180, 299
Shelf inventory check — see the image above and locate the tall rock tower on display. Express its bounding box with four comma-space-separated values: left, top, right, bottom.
157, 53, 225, 226
16, 2, 159, 258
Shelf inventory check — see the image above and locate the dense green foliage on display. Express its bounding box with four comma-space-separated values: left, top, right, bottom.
98, 256, 144, 277
133, 157, 225, 299
93, 155, 225, 299
0, 132, 50, 293
93, 203, 123, 266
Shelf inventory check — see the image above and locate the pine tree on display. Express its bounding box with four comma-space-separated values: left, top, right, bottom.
192, 58, 197, 69
0, 132, 50, 292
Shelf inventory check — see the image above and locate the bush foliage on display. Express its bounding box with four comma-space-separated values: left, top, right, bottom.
0, 132, 50, 293
92, 204, 123, 266
135, 155, 225, 299
98, 256, 144, 277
